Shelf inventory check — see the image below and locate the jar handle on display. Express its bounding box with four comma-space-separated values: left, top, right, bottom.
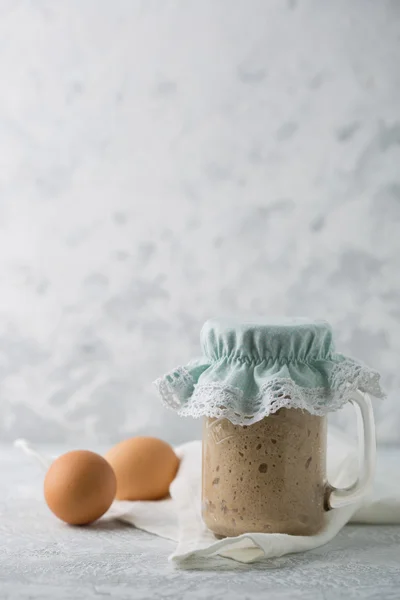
326, 390, 376, 510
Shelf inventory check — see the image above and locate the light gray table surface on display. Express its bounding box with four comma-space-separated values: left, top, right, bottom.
1, 444, 400, 600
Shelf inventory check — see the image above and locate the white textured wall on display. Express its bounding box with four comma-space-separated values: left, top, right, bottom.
0, 0, 399, 444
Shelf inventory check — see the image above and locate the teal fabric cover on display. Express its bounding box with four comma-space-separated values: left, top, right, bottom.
155, 318, 385, 424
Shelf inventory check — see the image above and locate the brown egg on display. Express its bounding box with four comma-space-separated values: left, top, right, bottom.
105, 437, 180, 501
44, 450, 116, 525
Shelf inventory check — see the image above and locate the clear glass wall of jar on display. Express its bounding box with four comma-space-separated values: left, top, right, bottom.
202, 409, 327, 537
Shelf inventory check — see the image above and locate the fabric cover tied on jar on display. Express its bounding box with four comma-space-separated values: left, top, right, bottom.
155, 317, 385, 424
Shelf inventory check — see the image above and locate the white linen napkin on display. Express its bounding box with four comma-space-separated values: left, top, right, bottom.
15, 428, 400, 568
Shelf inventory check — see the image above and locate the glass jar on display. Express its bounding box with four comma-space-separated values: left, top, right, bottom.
202, 409, 327, 537
155, 319, 381, 537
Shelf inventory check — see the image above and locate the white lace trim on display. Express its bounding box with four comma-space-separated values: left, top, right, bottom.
154, 366, 194, 410
154, 361, 385, 426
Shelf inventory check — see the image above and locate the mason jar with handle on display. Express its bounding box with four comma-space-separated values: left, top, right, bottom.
155, 318, 384, 537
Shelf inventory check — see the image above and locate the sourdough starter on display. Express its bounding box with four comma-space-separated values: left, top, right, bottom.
202, 409, 327, 537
